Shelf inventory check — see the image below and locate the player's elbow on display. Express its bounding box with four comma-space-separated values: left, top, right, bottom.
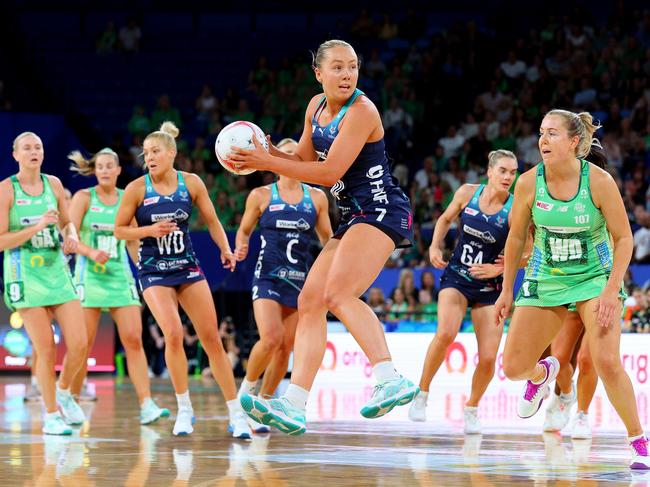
114, 226, 127, 240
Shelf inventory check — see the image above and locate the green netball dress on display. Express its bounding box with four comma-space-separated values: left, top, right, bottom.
516, 160, 625, 307
74, 188, 140, 308
3, 174, 77, 309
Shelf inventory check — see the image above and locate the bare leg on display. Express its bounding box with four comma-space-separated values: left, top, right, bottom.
142, 287, 187, 394
245, 299, 285, 383
52, 300, 88, 390
417, 288, 467, 392
177, 280, 237, 401
576, 337, 597, 412
20, 307, 58, 412
576, 298, 642, 436
466, 304, 503, 407
287, 239, 337, 390
503, 306, 566, 381
70, 308, 101, 395
260, 307, 298, 396
111, 306, 151, 404
550, 311, 584, 394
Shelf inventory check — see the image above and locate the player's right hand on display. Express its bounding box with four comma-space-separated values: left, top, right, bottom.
234, 244, 249, 261
90, 249, 110, 265
148, 220, 178, 238
493, 291, 513, 327
429, 246, 447, 269
36, 209, 59, 230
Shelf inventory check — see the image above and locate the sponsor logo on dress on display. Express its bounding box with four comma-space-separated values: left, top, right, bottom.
151, 209, 189, 222
536, 201, 554, 211
20, 216, 42, 225
91, 223, 115, 231
495, 216, 506, 227
187, 271, 201, 279
16, 199, 31, 206
464, 207, 479, 216
574, 203, 585, 213
276, 219, 311, 232
304, 203, 312, 211
463, 224, 496, 244
558, 206, 569, 212
90, 206, 104, 213
269, 204, 285, 212
144, 196, 160, 206
267, 289, 281, 297
180, 191, 189, 201
148, 276, 163, 282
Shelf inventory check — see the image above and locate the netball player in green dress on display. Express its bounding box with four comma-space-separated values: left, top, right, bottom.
0, 132, 87, 435
66, 148, 169, 424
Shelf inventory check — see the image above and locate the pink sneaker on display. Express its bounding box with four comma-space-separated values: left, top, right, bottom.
517, 357, 559, 419
630, 436, 650, 470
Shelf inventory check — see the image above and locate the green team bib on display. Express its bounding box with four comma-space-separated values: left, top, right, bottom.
516, 160, 624, 307
74, 187, 139, 308
3, 174, 77, 309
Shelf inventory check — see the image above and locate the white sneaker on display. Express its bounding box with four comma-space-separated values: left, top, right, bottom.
24, 383, 42, 403
173, 408, 195, 436
42, 413, 72, 435
228, 411, 252, 439
56, 388, 86, 425
571, 411, 592, 439
463, 406, 482, 435
555, 383, 577, 429
78, 381, 97, 402
408, 393, 427, 422
630, 436, 650, 470
543, 394, 561, 431
517, 357, 559, 419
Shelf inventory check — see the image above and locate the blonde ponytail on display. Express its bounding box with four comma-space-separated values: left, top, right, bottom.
69, 147, 119, 176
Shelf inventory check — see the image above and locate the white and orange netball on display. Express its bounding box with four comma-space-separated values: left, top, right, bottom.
215, 121, 268, 175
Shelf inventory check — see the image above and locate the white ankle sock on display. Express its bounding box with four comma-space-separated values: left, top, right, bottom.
417, 391, 429, 403
45, 411, 60, 421
176, 391, 192, 410
284, 384, 309, 410
226, 398, 243, 417
373, 361, 400, 383
629, 433, 646, 443
141, 397, 154, 410
239, 378, 259, 396
31, 375, 38, 386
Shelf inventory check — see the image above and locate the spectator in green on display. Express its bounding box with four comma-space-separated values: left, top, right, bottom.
231, 99, 254, 123
151, 94, 182, 130
128, 105, 150, 135
96, 21, 117, 54
418, 289, 437, 323
191, 137, 211, 162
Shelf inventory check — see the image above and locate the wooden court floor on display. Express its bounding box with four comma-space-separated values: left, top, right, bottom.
1, 377, 649, 486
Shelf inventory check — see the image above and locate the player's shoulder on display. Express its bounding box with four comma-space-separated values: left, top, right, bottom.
456, 183, 480, 199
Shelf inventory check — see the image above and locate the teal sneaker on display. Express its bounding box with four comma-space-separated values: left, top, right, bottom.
42, 413, 73, 436
240, 393, 306, 436
56, 388, 86, 425
360, 376, 419, 419
140, 398, 171, 425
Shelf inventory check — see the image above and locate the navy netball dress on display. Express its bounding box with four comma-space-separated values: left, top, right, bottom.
252, 183, 317, 308
135, 172, 205, 291
311, 88, 413, 248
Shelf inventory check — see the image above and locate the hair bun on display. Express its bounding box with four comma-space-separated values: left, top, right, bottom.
159, 121, 180, 139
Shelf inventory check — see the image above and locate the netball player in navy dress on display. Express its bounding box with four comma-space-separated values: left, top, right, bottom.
231, 40, 419, 435
408, 150, 522, 434
114, 122, 251, 439
235, 139, 332, 432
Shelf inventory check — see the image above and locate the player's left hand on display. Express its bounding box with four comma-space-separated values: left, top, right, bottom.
469, 262, 503, 279
221, 249, 237, 272
62, 236, 78, 255
596, 288, 619, 328
227, 136, 270, 172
